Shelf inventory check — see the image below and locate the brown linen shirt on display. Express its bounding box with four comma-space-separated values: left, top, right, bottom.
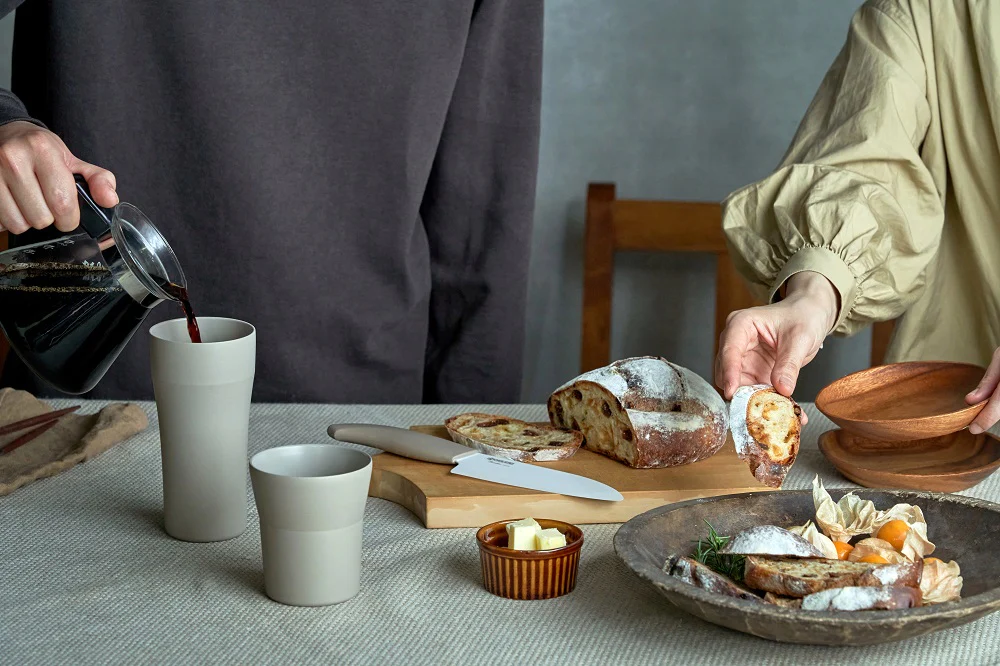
723, 0, 1000, 367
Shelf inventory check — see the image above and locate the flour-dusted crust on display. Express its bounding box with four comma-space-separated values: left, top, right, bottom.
663, 554, 763, 603
444, 413, 583, 462
801, 585, 923, 611
546, 356, 728, 469
720, 525, 825, 558
730, 385, 801, 487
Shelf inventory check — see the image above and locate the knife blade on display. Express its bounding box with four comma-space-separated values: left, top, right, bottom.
327, 423, 623, 502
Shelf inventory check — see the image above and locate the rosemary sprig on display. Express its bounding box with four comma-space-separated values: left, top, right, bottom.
692, 520, 746, 582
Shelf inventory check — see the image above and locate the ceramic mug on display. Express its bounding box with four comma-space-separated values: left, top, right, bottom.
249, 443, 372, 606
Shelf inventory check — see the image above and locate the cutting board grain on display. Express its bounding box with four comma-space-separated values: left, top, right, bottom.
368, 424, 776, 528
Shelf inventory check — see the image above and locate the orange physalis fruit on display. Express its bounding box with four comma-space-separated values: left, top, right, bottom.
924, 557, 942, 566
876, 519, 910, 551
858, 554, 890, 564
834, 542, 854, 560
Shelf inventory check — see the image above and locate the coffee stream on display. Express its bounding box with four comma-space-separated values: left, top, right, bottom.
162, 282, 202, 343
0, 262, 202, 394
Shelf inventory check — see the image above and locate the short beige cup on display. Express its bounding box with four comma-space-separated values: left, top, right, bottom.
249, 444, 372, 606
150, 317, 256, 542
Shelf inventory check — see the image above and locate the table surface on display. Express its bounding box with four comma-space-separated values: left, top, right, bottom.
2, 402, 999, 666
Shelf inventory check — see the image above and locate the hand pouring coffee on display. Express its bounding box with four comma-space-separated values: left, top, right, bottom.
0, 176, 200, 394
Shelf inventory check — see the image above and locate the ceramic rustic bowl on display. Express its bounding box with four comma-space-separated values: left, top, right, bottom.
476, 518, 583, 600
614, 490, 1000, 645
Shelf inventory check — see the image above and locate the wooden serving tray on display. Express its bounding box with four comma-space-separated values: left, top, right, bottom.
367, 425, 775, 528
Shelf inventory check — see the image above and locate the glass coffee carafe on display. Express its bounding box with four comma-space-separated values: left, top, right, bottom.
0, 176, 191, 394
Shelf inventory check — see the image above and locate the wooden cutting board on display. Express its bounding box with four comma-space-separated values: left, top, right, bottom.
367, 425, 776, 528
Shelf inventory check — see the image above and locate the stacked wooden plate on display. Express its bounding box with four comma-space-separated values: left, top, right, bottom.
815, 361, 1000, 491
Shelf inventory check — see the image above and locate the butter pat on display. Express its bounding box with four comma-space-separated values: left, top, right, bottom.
536, 527, 567, 550
506, 517, 541, 550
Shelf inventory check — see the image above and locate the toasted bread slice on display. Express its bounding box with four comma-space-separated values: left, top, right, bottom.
743, 556, 923, 598
444, 413, 583, 462
801, 585, 923, 611
664, 555, 763, 603
720, 525, 825, 558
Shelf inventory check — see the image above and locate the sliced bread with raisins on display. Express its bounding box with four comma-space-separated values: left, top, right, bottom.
730, 385, 801, 488
742, 556, 923, 598
444, 413, 583, 462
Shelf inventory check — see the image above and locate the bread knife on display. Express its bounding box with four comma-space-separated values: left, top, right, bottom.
327, 423, 623, 502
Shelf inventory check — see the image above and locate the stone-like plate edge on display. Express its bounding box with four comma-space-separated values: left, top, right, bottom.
613, 490, 1000, 646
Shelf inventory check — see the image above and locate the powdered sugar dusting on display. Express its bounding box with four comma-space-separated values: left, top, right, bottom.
801, 586, 897, 611
871, 564, 905, 586
555, 365, 629, 395
554, 356, 727, 431
730, 384, 770, 457
628, 410, 704, 433
720, 525, 825, 557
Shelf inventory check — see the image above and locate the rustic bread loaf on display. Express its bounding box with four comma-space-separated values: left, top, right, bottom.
663, 554, 763, 603
444, 413, 583, 462
730, 385, 801, 487
547, 357, 728, 469
720, 525, 826, 559
801, 585, 923, 611
742, 556, 923, 598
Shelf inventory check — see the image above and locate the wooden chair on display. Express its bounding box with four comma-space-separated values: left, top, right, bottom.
580, 182, 893, 374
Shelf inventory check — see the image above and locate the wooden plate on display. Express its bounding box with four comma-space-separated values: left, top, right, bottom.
815, 362, 988, 441
614, 490, 1000, 645
818, 429, 1000, 492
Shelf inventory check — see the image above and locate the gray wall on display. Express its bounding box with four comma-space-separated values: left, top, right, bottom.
524, 0, 869, 402
0, 5, 871, 403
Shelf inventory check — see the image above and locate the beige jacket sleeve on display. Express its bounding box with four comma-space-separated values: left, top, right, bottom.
722, 0, 944, 335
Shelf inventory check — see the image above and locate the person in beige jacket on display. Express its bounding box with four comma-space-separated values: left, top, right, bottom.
717, 0, 1000, 432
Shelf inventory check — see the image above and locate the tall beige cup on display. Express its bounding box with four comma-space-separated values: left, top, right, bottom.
249, 444, 372, 606
150, 317, 256, 542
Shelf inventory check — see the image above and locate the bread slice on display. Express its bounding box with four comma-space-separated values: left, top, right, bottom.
801, 585, 923, 611
444, 413, 583, 462
720, 525, 825, 558
763, 592, 802, 608
743, 556, 923, 598
730, 385, 801, 487
663, 555, 763, 603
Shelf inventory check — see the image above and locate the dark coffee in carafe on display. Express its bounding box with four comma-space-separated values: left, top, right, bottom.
0, 262, 149, 394
0, 262, 203, 394
0, 178, 198, 393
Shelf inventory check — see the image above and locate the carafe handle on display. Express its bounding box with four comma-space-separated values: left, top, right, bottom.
74, 174, 114, 239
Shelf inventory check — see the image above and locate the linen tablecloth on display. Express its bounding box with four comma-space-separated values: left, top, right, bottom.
2, 402, 998, 666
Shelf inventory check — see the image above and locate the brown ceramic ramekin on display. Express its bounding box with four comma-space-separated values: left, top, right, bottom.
475, 518, 584, 600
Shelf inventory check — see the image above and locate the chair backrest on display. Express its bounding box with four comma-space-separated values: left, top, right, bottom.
580, 182, 893, 375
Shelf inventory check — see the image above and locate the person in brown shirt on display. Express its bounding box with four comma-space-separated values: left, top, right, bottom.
717, 0, 1000, 432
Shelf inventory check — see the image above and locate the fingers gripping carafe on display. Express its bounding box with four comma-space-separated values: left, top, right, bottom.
0, 176, 194, 394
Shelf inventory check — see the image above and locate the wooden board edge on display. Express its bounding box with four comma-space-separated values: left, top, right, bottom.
369, 464, 430, 527
417, 486, 779, 529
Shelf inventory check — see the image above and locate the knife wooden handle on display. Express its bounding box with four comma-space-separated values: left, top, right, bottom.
327, 423, 476, 465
